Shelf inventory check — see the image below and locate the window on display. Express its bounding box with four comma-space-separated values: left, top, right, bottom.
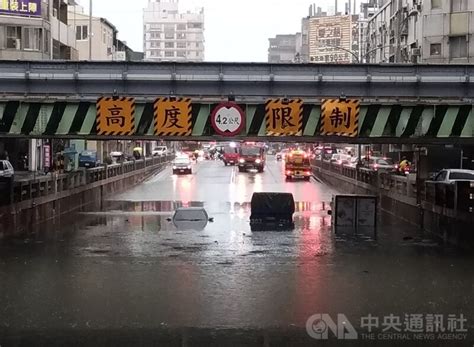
164, 24, 175, 31
177, 24, 186, 31
177, 33, 186, 40
6, 26, 21, 49
177, 51, 186, 58
451, 0, 468, 12
76, 25, 88, 40
177, 42, 186, 49
44, 30, 50, 54
449, 172, 474, 180
165, 51, 174, 57
164, 32, 174, 39
450, 36, 468, 58
23, 28, 42, 51
103, 29, 106, 44
431, 0, 441, 9
430, 43, 441, 55
188, 22, 202, 29
165, 42, 174, 48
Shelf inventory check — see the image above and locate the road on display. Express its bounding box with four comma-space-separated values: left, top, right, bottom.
1, 158, 474, 346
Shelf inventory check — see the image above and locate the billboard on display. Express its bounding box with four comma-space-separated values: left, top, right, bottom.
0, 0, 42, 17
309, 14, 359, 64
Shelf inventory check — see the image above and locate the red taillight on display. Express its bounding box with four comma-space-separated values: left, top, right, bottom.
305, 171, 311, 175
286, 170, 292, 175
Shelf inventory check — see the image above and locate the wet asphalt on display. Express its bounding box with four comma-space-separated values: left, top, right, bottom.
1, 157, 473, 346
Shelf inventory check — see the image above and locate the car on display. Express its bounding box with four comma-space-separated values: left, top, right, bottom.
276, 149, 289, 161
0, 160, 14, 178
238, 145, 266, 172
152, 146, 168, 156
431, 169, 474, 184
330, 153, 351, 165
78, 150, 100, 168
363, 157, 398, 173
172, 156, 192, 175
222, 145, 239, 166
344, 157, 359, 168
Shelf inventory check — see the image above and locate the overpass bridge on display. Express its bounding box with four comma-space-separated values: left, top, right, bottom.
0, 60, 473, 143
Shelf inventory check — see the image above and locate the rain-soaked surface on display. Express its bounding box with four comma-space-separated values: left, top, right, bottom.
1, 158, 474, 346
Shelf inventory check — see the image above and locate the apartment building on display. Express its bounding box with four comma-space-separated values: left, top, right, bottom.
364, 0, 474, 63
143, 0, 204, 62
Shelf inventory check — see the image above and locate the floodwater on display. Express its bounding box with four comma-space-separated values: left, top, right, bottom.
1, 159, 473, 346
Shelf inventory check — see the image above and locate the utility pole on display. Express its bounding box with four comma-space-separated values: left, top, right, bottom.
88, 0, 92, 60
395, 0, 402, 63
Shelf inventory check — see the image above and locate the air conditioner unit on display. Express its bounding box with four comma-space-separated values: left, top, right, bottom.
411, 47, 421, 56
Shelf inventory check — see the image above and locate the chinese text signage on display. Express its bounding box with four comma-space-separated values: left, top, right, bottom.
154, 97, 192, 136
265, 98, 303, 136
0, 0, 41, 17
321, 99, 359, 137
96, 97, 135, 136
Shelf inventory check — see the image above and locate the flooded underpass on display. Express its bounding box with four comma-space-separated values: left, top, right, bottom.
1, 159, 473, 346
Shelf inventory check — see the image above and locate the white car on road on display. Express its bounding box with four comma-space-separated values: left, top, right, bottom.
432, 169, 474, 184
152, 146, 168, 156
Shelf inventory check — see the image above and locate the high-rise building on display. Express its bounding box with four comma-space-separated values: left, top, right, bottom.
143, 0, 204, 62
363, 0, 474, 64
268, 34, 300, 63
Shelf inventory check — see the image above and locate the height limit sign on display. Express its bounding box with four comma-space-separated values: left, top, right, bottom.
211, 102, 245, 136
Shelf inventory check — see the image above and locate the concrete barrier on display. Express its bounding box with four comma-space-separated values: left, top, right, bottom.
0, 156, 172, 238
312, 160, 474, 248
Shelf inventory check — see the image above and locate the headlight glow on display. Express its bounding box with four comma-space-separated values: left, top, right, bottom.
239, 158, 245, 163
255, 159, 261, 164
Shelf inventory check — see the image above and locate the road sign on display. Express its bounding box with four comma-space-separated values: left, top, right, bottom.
321, 99, 359, 137
210, 102, 245, 136
265, 98, 303, 136
96, 97, 135, 136
154, 97, 192, 136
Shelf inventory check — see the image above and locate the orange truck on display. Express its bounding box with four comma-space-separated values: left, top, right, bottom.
284, 150, 312, 181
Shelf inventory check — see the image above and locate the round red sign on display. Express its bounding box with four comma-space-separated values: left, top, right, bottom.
210, 102, 245, 137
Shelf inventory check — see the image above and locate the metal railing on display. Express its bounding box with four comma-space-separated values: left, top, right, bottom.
2, 155, 173, 205
313, 160, 473, 213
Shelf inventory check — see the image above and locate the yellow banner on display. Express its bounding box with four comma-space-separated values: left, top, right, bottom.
265, 98, 303, 136
96, 97, 135, 135
154, 97, 192, 136
321, 99, 360, 137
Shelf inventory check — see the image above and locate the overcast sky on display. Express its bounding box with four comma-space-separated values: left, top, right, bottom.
78, 0, 350, 62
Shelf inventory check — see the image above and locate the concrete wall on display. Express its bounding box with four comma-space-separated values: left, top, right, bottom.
313, 166, 474, 248
0, 162, 167, 238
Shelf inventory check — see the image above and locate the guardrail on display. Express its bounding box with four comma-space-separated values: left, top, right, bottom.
0, 155, 173, 206
313, 160, 473, 213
